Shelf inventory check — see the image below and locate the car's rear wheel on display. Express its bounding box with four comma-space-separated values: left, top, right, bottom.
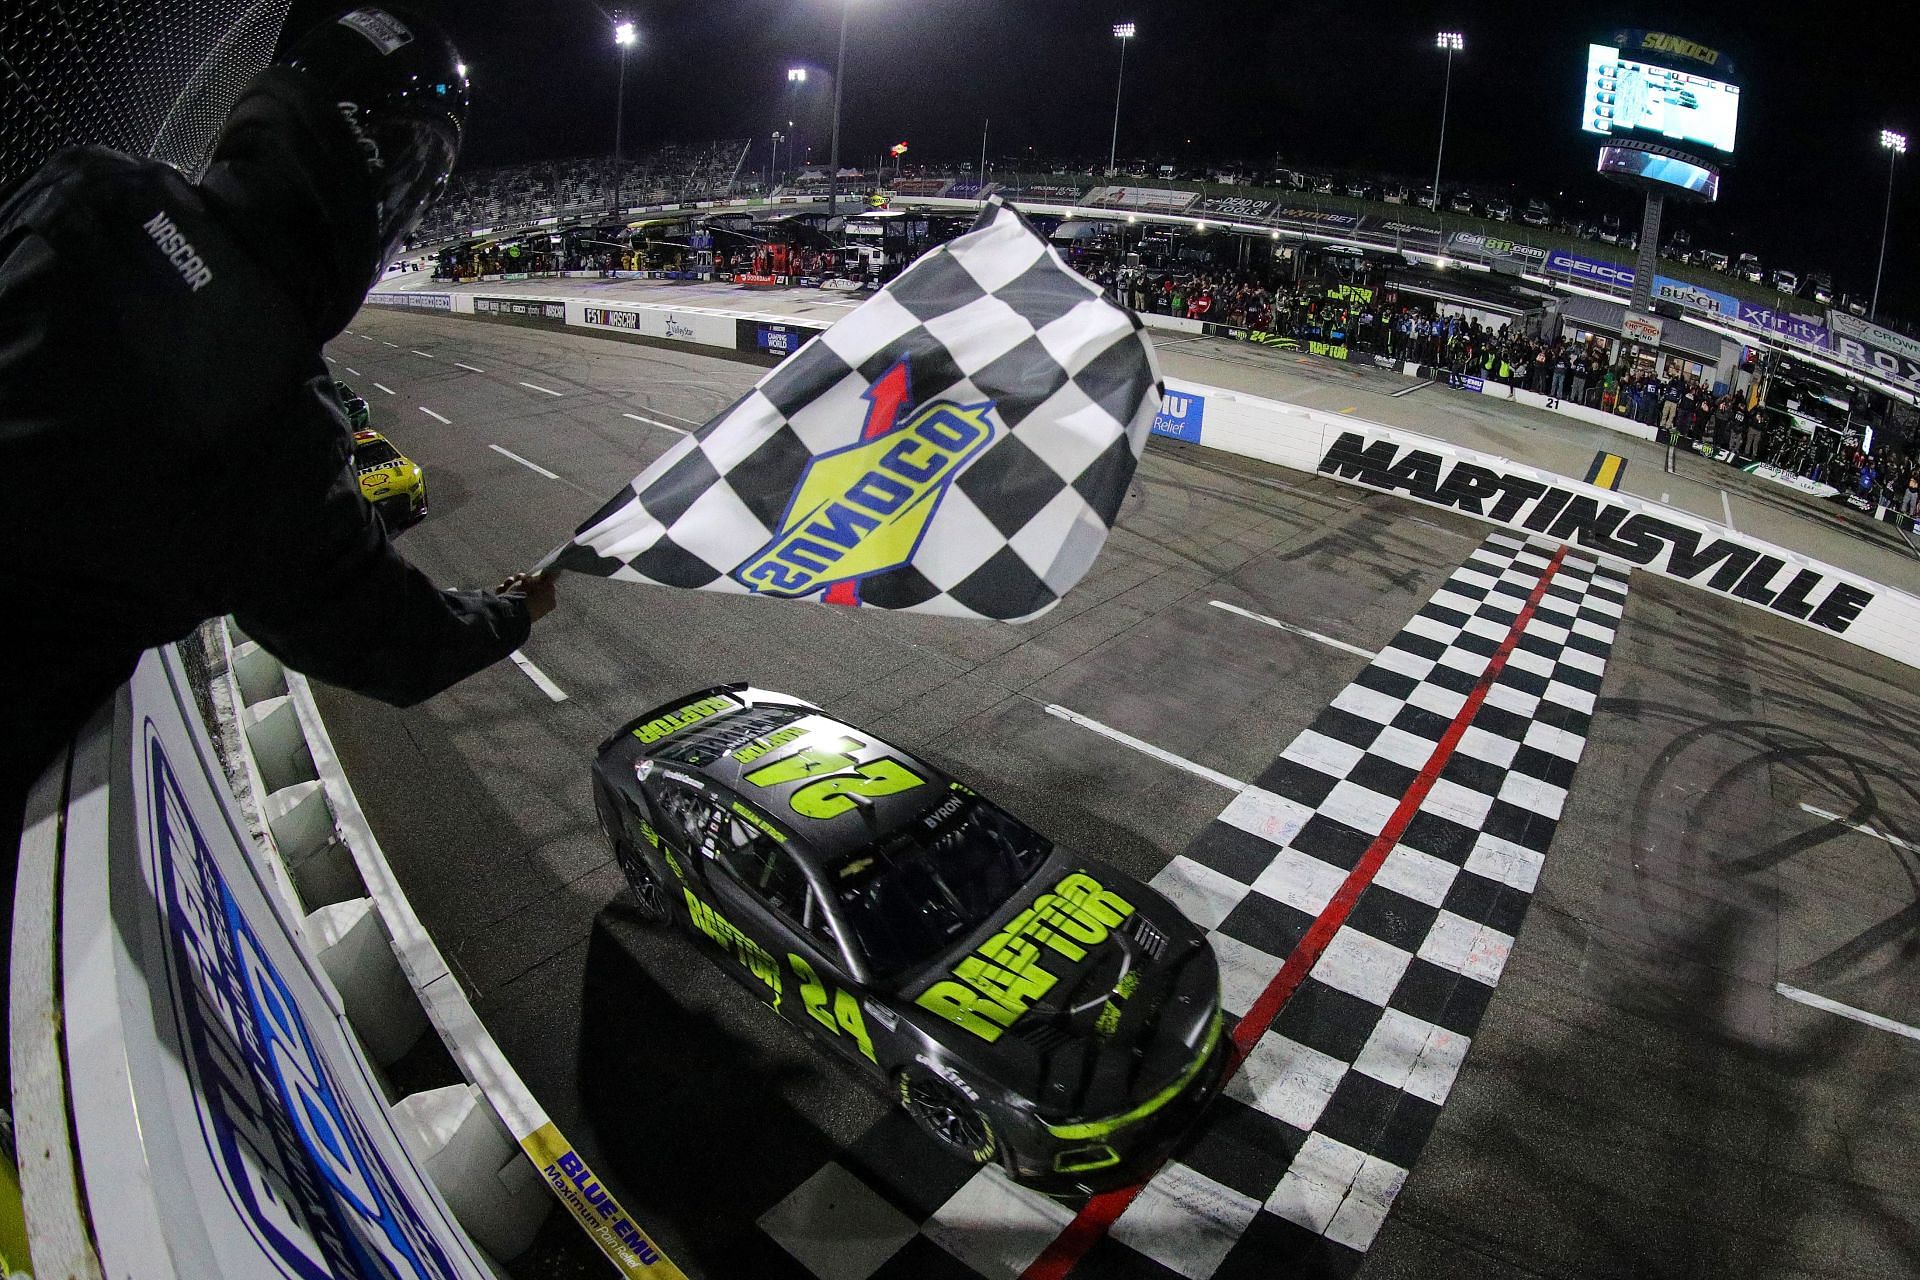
898, 1070, 996, 1165
614, 840, 673, 925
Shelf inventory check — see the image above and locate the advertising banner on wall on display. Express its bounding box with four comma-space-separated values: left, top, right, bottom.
1545, 248, 1635, 290
1085, 185, 1199, 212
576, 304, 736, 348
55, 652, 499, 1280
476, 296, 566, 322
1200, 196, 1277, 221
1652, 274, 1738, 317
734, 318, 823, 360
1150, 388, 1206, 442
1447, 232, 1549, 268
1737, 302, 1828, 348
367, 291, 455, 311
1272, 205, 1364, 231
1828, 312, 1920, 387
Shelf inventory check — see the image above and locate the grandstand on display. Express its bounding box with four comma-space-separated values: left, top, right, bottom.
414, 140, 750, 240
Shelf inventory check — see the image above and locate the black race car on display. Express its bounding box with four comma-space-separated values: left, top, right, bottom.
591, 685, 1225, 1191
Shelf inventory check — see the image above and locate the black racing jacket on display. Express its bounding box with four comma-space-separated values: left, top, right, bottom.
0, 68, 529, 797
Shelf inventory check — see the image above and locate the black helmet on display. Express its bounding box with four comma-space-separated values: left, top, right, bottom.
282, 7, 468, 272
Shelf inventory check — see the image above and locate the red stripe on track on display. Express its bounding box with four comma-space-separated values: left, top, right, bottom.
1021, 543, 1569, 1280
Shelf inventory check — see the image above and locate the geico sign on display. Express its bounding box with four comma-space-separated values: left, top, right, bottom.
1318, 432, 1874, 634
1548, 253, 1634, 286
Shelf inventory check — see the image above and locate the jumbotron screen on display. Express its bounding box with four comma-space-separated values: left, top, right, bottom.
1596, 144, 1721, 200
1582, 43, 1739, 154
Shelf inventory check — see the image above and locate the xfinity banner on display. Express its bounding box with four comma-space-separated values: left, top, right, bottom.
1737, 302, 1828, 348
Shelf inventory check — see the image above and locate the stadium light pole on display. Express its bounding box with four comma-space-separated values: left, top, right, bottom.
1108, 23, 1136, 177
1871, 128, 1906, 320
1431, 32, 1463, 214
612, 19, 637, 211
786, 69, 807, 183
828, 0, 852, 217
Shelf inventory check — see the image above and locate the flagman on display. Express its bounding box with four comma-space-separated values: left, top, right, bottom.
0, 10, 553, 918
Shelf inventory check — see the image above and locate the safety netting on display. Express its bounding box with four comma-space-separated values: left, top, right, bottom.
1, 0, 289, 189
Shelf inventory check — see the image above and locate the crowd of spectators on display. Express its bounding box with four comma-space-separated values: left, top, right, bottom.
1085, 259, 1919, 518
412, 142, 749, 241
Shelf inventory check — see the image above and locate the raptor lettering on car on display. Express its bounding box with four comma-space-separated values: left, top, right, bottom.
630, 694, 741, 744
916, 873, 1136, 1043
682, 890, 783, 1008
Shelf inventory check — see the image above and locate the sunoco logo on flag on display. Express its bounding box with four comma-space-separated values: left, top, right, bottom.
734, 357, 997, 599
543, 197, 1161, 622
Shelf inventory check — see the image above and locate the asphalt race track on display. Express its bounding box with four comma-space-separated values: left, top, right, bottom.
315, 304, 1920, 1279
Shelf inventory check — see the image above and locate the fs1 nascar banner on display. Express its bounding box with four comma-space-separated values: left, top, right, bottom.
544, 198, 1162, 621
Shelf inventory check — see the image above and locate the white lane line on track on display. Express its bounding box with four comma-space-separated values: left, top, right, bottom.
488, 444, 560, 479
1774, 983, 1920, 1043
344, 366, 360, 376
360, 334, 376, 342
519, 380, 563, 397
1799, 803, 1913, 850
373, 382, 396, 395
643, 404, 707, 424
1043, 704, 1246, 791
1720, 489, 1737, 531
383, 340, 398, 347
419, 406, 451, 424
453, 362, 486, 373
622, 412, 690, 435
409, 349, 434, 358
1391, 379, 1436, 398
324, 355, 337, 363
1209, 600, 1378, 659
509, 651, 568, 702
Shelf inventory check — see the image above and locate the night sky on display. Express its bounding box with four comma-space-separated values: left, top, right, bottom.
282, 1, 1918, 316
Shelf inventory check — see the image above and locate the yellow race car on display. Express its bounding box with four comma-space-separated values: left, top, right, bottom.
352, 429, 428, 531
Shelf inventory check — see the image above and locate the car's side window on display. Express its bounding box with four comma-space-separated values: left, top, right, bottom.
800, 887, 844, 956
654, 783, 717, 852
714, 816, 807, 921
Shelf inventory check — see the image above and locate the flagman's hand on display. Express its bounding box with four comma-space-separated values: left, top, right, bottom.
496, 571, 557, 622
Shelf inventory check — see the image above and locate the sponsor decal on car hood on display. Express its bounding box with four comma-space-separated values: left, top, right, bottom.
909, 857, 1218, 1124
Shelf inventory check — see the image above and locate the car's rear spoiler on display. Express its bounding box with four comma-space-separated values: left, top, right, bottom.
595, 681, 750, 757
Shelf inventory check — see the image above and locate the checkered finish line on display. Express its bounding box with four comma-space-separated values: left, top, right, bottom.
545, 197, 1162, 621
758, 532, 1628, 1280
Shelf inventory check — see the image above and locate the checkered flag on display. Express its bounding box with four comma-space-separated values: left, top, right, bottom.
542, 198, 1162, 622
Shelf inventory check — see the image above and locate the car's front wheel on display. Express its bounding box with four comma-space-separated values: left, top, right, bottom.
613, 840, 673, 925
898, 1069, 996, 1165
